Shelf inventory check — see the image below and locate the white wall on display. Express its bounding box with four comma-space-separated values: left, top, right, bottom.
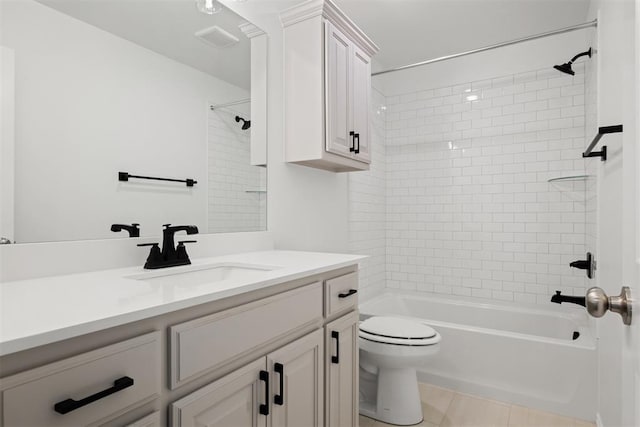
1, 0, 249, 243
348, 88, 387, 300
585, 0, 639, 426
375, 29, 592, 96
220, 0, 351, 254
1, 0, 350, 281
0, 46, 15, 242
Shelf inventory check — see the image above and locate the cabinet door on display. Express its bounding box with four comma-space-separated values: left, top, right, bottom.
325, 311, 359, 427
171, 358, 267, 427
324, 21, 353, 158
351, 45, 371, 163
268, 330, 324, 427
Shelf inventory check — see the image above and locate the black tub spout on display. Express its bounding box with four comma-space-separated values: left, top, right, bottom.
551, 290, 586, 307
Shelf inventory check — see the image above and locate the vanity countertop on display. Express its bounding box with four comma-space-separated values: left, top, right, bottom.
0, 250, 365, 356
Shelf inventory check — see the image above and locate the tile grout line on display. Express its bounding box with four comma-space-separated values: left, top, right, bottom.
436, 390, 457, 427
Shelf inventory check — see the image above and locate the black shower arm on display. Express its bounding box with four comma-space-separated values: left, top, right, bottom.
570, 48, 592, 64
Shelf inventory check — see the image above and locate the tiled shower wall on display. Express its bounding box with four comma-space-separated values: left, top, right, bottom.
348, 89, 387, 300
350, 66, 590, 304
385, 67, 588, 304
208, 109, 266, 233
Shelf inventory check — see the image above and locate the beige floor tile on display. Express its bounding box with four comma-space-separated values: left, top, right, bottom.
359, 413, 437, 427
572, 420, 596, 427
508, 405, 590, 427
441, 393, 510, 427
419, 383, 455, 425
508, 405, 530, 426
359, 415, 377, 427
375, 420, 438, 427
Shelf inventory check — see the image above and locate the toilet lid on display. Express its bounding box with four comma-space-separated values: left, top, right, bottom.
359, 316, 439, 346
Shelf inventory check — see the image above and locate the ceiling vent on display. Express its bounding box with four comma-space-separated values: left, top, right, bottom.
195, 25, 240, 48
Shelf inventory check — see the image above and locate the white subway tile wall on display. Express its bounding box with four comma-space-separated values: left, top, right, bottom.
349, 89, 387, 300
385, 66, 587, 303
350, 66, 589, 304
208, 110, 266, 233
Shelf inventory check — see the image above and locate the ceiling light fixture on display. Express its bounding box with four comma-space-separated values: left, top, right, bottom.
196, 0, 223, 15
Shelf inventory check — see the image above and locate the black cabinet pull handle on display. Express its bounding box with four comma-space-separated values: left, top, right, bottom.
331, 331, 340, 364
354, 133, 360, 154
338, 289, 358, 298
274, 363, 284, 406
54, 376, 134, 415
349, 131, 355, 152
259, 370, 269, 416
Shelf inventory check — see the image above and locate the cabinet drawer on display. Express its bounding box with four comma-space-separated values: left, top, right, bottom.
170, 282, 323, 388
324, 272, 358, 318
127, 411, 161, 426
1, 332, 160, 426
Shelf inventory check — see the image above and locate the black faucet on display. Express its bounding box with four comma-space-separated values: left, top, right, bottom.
161, 224, 199, 261
550, 290, 586, 307
111, 223, 140, 237
137, 224, 198, 269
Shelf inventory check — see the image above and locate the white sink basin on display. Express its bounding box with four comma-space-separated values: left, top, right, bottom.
126, 263, 280, 287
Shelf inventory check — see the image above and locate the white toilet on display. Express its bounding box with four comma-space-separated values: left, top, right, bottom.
359, 316, 441, 426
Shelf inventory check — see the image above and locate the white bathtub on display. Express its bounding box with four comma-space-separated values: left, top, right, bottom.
359, 292, 597, 421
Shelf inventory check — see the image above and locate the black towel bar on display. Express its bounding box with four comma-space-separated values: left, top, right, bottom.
582, 125, 623, 161
118, 172, 197, 187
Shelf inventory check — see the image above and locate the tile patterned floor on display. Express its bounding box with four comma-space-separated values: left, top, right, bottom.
359, 383, 596, 427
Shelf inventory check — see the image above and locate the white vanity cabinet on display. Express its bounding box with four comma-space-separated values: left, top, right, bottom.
0, 332, 161, 427
281, 0, 378, 172
268, 330, 324, 427
170, 357, 265, 427
323, 272, 359, 427
325, 312, 359, 427
172, 330, 324, 427
168, 283, 323, 389
0, 264, 361, 427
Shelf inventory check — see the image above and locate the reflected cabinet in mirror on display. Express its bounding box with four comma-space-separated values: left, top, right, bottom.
0, 0, 267, 244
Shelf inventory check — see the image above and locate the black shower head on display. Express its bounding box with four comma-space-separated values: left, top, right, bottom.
554, 62, 575, 76
235, 115, 251, 130
553, 48, 592, 75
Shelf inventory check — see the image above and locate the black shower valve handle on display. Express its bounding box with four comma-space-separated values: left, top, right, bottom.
570, 252, 594, 279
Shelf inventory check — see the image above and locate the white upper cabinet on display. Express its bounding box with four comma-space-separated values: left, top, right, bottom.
325, 21, 352, 159
281, 0, 379, 172
351, 44, 372, 163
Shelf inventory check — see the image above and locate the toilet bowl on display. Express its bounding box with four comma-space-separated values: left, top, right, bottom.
359, 316, 441, 426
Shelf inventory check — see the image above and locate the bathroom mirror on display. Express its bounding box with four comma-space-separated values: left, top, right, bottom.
0, 0, 267, 244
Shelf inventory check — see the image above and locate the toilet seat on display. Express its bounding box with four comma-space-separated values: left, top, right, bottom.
359, 316, 440, 346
